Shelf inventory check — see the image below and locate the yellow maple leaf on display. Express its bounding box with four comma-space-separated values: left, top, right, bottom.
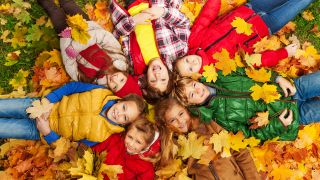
279, 34, 290, 45
67, 14, 91, 44
294, 125, 319, 149
219, 0, 246, 16
99, 164, 123, 180
234, 52, 245, 67
172, 168, 192, 180
250, 83, 281, 103
156, 159, 182, 178
269, 165, 294, 180
69, 150, 94, 178
244, 53, 262, 67
197, 147, 217, 165
302, 10, 315, 21
229, 131, 247, 151
209, 130, 231, 157
213, 49, 237, 76
26, 98, 54, 119
245, 67, 271, 83
231, 17, 253, 36
249, 111, 269, 128
295, 45, 320, 67
202, 64, 218, 82
0, 86, 26, 98
49, 137, 72, 162
9, 69, 29, 90
11, 25, 28, 48
180, 1, 204, 24
253, 36, 281, 53
243, 137, 260, 147
177, 132, 208, 159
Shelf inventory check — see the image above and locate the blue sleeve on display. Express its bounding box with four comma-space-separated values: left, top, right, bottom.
46, 82, 104, 103
43, 131, 60, 144
79, 139, 99, 147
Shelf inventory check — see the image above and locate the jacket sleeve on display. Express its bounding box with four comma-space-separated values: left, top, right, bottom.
189, 0, 221, 48
91, 134, 115, 153
260, 48, 288, 67
231, 149, 260, 180
45, 82, 103, 103
110, 0, 135, 39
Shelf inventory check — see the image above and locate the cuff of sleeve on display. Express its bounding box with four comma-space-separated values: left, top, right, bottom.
162, 8, 170, 19
44, 131, 60, 144
45, 93, 59, 103
279, 48, 289, 59
128, 16, 136, 28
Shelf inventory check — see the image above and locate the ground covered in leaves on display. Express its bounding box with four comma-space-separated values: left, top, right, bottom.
0, 0, 320, 179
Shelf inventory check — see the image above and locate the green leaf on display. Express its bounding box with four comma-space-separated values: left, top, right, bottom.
16, 10, 31, 24
26, 25, 43, 42
4, 60, 18, 66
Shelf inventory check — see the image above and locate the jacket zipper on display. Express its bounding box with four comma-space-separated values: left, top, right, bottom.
243, 34, 258, 48
204, 13, 257, 52
208, 162, 220, 180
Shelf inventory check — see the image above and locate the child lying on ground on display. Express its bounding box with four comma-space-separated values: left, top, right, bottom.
0, 82, 147, 146
92, 118, 160, 179
38, 0, 142, 97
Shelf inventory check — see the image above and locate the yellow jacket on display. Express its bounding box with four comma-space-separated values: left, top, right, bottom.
49, 88, 124, 142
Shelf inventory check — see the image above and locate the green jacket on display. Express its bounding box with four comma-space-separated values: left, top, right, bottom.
189, 68, 299, 141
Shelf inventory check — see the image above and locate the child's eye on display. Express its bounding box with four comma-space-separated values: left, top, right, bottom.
113, 85, 118, 90
161, 79, 166, 82
121, 78, 124, 82
189, 67, 193, 72
123, 104, 126, 111
136, 140, 141, 144
170, 119, 176, 123
191, 93, 194, 98
193, 83, 196, 88
179, 112, 184, 116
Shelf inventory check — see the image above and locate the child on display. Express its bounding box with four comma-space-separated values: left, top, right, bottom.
0, 82, 147, 146
109, 0, 190, 99
92, 118, 160, 179
37, 0, 142, 97
175, 0, 314, 77
169, 67, 320, 141
155, 98, 260, 179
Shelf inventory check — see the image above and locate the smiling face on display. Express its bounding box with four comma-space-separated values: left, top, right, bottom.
125, 127, 148, 154
147, 58, 169, 93
185, 80, 210, 105
176, 55, 202, 77
106, 100, 139, 125
107, 72, 128, 92
164, 103, 191, 133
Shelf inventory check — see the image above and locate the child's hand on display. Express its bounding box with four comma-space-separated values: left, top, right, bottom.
285, 43, 299, 57
276, 76, 296, 97
142, 6, 165, 19
279, 109, 293, 127
132, 13, 153, 25
36, 113, 51, 136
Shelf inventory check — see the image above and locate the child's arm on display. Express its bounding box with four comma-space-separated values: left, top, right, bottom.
91, 134, 120, 153
231, 149, 260, 180
45, 82, 103, 103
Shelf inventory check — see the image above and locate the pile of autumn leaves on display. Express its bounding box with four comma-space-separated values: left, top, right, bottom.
1, 0, 320, 179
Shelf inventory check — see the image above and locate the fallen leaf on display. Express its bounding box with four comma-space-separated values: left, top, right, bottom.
178, 132, 208, 159
36, 16, 46, 26
25, 98, 54, 119
197, 147, 217, 165
9, 69, 29, 90
250, 83, 281, 103
209, 130, 231, 157
213, 49, 237, 76
172, 168, 191, 180
229, 131, 247, 151
202, 64, 218, 82
244, 53, 261, 67
231, 17, 253, 36
245, 67, 271, 83
67, 14, 91, 44
302, 10, 315, 21
99, 164, 123, 180
249, 111, 269, 129
155, 159, 182, 178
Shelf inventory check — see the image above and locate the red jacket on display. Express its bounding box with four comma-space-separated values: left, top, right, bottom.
188, 0, 288, 70
92, 134, 157, 180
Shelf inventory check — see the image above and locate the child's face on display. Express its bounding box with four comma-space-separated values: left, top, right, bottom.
125, 127, 148, 154
176, 55, 202, 77
147, 58, 169, 93
106, 100, 139, 125
184, 80, 210, 105
165, 103, 191, 133
107, 72, 127, 92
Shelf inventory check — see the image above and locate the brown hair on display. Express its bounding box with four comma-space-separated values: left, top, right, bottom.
119, 94, 148, 116
143, 66, 175, 104
155, 98, 184, 167
127, 117, 160, 163
171, 77, 193, 106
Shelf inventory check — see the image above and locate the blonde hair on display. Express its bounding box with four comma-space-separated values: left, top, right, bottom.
171, 77, 193, 106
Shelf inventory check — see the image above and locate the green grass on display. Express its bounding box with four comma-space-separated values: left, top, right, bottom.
0, 0, 319, 93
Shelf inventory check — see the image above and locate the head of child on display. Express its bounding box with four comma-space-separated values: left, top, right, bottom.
124, 118, 157, 154
145, 58, 174, 103
175, 55, 202, 77
155, 98, 191, 134
106, 94, 147, 125
171, 77, 210, 106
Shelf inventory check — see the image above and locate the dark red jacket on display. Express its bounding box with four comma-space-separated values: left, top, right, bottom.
92, 134, 156, 180
188, 0, 288, 71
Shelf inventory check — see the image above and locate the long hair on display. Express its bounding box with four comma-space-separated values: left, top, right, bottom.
155, 98, 183, 167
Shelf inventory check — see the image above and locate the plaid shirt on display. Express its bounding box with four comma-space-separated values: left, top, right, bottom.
110, 0, 190, 71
